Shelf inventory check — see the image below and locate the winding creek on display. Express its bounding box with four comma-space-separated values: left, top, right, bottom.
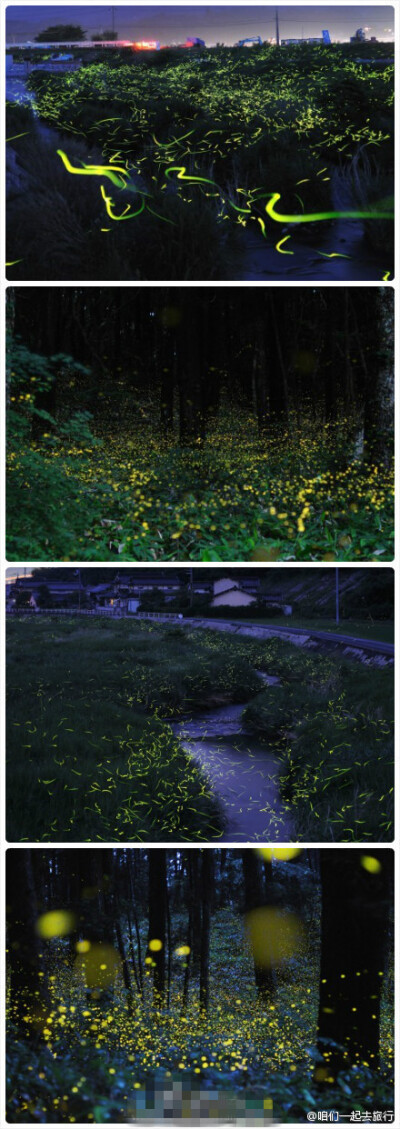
171, 672, 294, 841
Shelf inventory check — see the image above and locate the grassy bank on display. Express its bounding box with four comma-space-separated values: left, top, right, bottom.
244, 647, 393, 840
6, 617, 260, 842
7, 618, 393, 842
197, 615, 394, 644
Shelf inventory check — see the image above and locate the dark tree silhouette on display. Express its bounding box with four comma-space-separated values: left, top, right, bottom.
6, 850, 47, 1038
8, 286, 394, 456
199, 850, 213, 1013
242, 850, 276, 1002
316, 849, 393, 1082
147, 850, 167, 1001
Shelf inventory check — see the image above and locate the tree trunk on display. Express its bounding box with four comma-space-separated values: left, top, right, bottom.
363, 289, 394, 465
316, 849, 392, 1083
6, 850, 48, 1039
266, 293, 289, 423
242, 851, 276, 1003
199, 850, 213, 1014
147, 850, 167, 1002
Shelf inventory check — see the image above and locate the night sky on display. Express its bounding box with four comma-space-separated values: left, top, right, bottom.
6, 5, 395, 45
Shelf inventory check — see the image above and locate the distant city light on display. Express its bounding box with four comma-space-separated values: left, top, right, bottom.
132, 40, 160, 51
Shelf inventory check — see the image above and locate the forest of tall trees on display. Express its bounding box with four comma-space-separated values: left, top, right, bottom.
6, 848, 393, 1124
7, 287, 394, 454
6, 287, 394, 561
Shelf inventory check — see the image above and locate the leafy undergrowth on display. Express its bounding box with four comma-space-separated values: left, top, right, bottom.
6, 411, 394, 561
6, 908, 394, 1123
7, 42, 394, 281
6, 620, 393, 843
244, 651, 394, 841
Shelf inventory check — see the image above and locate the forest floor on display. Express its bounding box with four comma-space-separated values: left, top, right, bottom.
6, 618, 393, 843
6, 902, 394, 1124
6, 416, 394, 561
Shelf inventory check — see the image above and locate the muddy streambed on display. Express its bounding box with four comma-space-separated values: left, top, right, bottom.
171, 672, 294, 842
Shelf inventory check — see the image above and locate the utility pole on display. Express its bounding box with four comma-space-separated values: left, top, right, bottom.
335, 568, 340, 625
275, 8, 280, 46
111, 6, 115, 35
75, 568, 81, 611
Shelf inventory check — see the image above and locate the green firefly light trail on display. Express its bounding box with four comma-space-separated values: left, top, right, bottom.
263, 192, 394, 224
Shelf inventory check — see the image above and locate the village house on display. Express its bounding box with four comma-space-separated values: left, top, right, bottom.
7, 572, 292, 616
211, 577, 258, 608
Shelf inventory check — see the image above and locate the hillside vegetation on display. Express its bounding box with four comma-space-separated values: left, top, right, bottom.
7, 42, 394, 280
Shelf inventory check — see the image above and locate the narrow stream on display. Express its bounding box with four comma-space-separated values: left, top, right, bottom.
237, 213, 387, 283
172, 672, 294, 842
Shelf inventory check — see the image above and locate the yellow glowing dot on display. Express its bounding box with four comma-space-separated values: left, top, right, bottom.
36, 910, 76, 939
148, 939, 163, 952
76, 940, 91, 953
245, 906, 304, 968
258, 847, 301, 862
175, 945, 191, 956
361, 855, 382, 874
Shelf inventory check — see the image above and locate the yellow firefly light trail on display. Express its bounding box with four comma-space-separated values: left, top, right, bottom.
57, 154, 394, 235
100, 185, 145, 221
57, 149, 128, 188
165, 166, 251, 213
275, 235, 294, 255
317, 251, 352, 259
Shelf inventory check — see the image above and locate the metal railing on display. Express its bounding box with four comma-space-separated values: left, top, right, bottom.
7, 606, 116, 616
136, 612, 184, 621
